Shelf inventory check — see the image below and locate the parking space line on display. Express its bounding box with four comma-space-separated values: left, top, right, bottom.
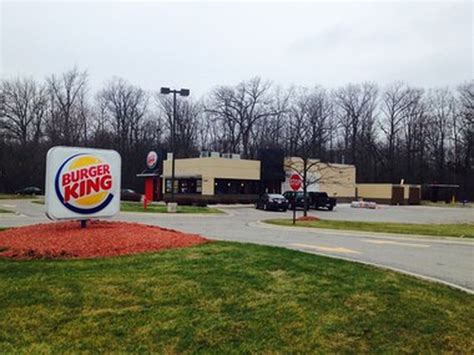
291, 243, 361, 254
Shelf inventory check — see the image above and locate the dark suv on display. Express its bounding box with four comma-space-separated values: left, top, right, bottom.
283, 191, 306, 209
283, 191, 337, 211
308, 192, 337, 211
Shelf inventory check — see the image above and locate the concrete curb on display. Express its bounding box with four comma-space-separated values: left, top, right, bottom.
254, 221, 474, 245
212, 204, 254, 209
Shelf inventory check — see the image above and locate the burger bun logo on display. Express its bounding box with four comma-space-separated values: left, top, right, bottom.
146, 151, 158, 169
55, 153, 115, 214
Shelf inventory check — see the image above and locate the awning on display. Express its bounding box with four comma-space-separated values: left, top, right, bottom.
136, 173, 160, 177
426, 184, 460, 188
161, 174, 202, 179
136, 168, 161, 178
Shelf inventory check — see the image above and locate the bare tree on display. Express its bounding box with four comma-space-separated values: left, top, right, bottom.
454, 82, 474, 198
156, 94, 201, 158
1, 69, 473, 201
46, 68, 89, 145
400, 87, 426, 182
206, 77, 279, 157
306, 86, 334, 159
253, 86, 292, 151
284, 87, 340, 216
380, 82, 420, 181
97, 77, 148, 153
0, 77, 47, 144
333, 83, 378, 163
425, 88, 456, 182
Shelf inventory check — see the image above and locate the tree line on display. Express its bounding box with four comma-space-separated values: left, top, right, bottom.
1, 68, 473, 199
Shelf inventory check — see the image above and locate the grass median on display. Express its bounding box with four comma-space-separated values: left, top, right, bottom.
265, 219, 474, 238
120, 202, 223, 214
0, 242, 472, 353
421, 201, 473, 208
0, 208, 13, 214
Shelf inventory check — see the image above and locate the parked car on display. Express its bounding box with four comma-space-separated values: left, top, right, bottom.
120, 189, 143, 202
256, 193, 289, 211
308, 192, 337, 211
283, 191, 337, 211
15, 186, 42, 195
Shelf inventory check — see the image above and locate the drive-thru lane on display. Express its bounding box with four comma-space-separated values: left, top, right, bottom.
1, 200, 473, 292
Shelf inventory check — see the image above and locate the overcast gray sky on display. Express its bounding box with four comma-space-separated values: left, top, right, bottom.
1, 1, 472, 97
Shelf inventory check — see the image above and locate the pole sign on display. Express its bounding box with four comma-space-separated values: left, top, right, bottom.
289, 173, 302, 225
45, 146, 121, 220
289, 173, 302, 191
146, 151, 158, 169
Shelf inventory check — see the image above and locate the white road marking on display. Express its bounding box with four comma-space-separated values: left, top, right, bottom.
291, 243, 361, 254
363, 240, 430, 248
1, 204, 15, 208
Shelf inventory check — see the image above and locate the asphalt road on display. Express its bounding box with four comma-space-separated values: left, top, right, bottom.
1, 199, 473, 292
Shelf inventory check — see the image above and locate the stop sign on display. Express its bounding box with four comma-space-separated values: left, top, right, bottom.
289, 173, 302, 191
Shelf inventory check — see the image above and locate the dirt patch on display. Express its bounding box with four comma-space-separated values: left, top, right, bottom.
0, 220, 208, 260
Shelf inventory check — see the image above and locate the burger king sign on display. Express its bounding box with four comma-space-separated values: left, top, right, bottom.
45, 146, 121, 220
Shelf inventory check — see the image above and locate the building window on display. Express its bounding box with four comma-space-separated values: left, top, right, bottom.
165, 178, 202, 194
214, 179, 258, 195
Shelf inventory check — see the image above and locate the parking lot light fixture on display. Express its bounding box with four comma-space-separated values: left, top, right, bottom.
159, 87, 191, 203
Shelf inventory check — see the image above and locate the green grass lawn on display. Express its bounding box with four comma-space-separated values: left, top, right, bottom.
265, 219, 474, 238
121, 202, 223, 214
0, 242, 472, 353
421, 200, 473, 208
0, 207, 13, 213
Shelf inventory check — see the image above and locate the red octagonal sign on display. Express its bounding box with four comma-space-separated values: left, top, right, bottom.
289, 173, 302, 191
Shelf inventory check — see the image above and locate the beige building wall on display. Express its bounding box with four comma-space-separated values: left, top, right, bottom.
283, 157, 356, 198
163, 157, 260, 195
202, 177, 214, 195
356, 184, 422, 200
356, 183, 393, 199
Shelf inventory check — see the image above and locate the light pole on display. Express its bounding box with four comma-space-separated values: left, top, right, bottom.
160, 87, 190, 202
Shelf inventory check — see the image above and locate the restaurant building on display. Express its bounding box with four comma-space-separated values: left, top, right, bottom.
161, 154, 262, 203
137, 150, 426, 205
146, 150, 357, 203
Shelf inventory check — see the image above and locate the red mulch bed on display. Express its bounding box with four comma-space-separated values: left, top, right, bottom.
0, 221, 208, 260
297, 216, 320, 222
